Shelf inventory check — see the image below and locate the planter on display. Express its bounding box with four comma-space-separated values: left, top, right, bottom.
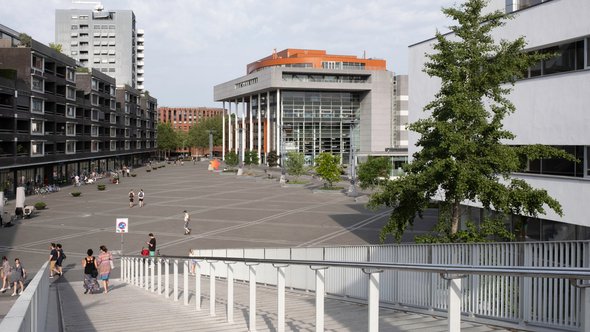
146, 169, 151, 172
34, 202, 47, 210
131, 173, 137, 177
97, 184, 106, 191
71, 192, 82, 197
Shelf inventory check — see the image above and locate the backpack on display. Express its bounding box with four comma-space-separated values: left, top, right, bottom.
62, 251, 66, 260
138, 191, 144, 199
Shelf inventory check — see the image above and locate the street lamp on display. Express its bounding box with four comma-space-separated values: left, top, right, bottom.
207, 129, 215, 159
279, 124, 292, 184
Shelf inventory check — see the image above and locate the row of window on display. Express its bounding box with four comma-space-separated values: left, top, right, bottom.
71, 24, 117, 30
321, 61, 366, 70
31, 55, 76, 83
522, 38, 589, 79
282, 73, 369, 84
29, 139, 152, 157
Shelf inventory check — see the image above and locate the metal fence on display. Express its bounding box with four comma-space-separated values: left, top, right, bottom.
189, 240, 589, 331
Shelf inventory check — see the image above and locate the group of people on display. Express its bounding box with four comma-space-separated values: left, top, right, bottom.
49, 243, 66, 278
128, 189, 145, 208
81, 245, 113, 294
0, 256, 26, 296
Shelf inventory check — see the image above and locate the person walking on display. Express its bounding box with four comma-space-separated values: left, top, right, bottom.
183, 210, 191, 235
49, 243, 58, 278
10, 258, 26, 296
128, 189, 135, 208
146, 233, 156, 257
96, 245, 113, 294
0, 256, 12, 293
56, 243, 65, 276
82, 249, 99, 294
138, 189, 145, 207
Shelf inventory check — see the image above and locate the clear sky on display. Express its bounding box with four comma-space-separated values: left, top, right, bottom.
1, 0, 456, 107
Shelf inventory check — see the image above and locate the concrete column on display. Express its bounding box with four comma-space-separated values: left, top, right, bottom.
242, 98, 246, 162
234, 99, 239, 154
222, 101, 226, 160
276, 89, 281, 157
257, 93, 261, 163
249, 96, 253, 152
448, 278, 461, 332
266, 91, 270, 155
228, 102, 232, 154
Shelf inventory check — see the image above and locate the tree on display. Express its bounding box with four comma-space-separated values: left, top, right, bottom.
368, 0, 573, 243
176, 130, 189, 155
188, 116, 223, 156
18, 33, 32, 47
285, 151, 306, 178
49, 43, 63, 53
225, 151, 238, 168
244, 150, 259, 168
267, 151, 278, 167
314, 152, 342, 188
357, 156, 393, 190
156, 122, 177, 158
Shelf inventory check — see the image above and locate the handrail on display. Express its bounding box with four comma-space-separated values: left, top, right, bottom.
124, 255, 590, 280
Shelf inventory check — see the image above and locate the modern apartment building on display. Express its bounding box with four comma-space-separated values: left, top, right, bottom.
408, 0, 590, 240
157, 107, 225, 156
55, 8, 143, 90
0, 25, 157, 197
214, 49, 406, 166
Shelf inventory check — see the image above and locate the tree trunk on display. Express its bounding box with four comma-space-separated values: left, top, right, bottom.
451, 200, 460, 234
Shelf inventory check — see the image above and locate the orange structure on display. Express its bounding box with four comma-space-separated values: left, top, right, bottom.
246, 48, 387, 74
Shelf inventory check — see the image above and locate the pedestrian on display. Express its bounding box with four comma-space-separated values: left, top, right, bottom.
189, 249, 197, 275
0, 256, 12, 293
128, 189, 135, 208
96, 245, 113, 294
10, 258, 26, 296
138, 189, 145, 207
49, 243, 58, 278
74, 174, 80, 187
56, 243, 65, 276
183, 210, 191, 235
82, 249, 99, 294
126, 167, 130, 177
146, 233, 156, 257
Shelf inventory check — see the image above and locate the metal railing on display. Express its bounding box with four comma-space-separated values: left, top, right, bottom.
121, 248, 590, 332
0, 261, 50, 332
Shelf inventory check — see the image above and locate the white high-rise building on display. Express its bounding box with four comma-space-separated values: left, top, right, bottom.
55, 8, 145, 90
408, 0, 590, 240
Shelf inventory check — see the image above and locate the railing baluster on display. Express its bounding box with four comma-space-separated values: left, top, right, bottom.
209, 261, 216, 316
134, 258, 138, 286
447, 277, 461, 332
227, 263, 234, 323
314, 267, 326, 332
145, 257, 149, 290
157, 258, 162, 295
367, 271, 381, 332
277, 265, 286, 332
164, 259, 170, 298
151, 258, 155, 292
195, 261, 201, 311
249, 264, 257, 332
183, 260, 189, 305
174, 259, 179, 301
139, 257, 144, 287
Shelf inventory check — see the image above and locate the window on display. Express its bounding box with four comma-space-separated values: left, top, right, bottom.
125, 128, 130, 138
31, 54, 44, 70
66, 104, 76, 118
31, 119, 44, 135
146, 141, 151, 149
125, 104, 129, 114
66, 67, 75, 82
93, 41, 100, 46
91, 140, 99, 152
71, 51, 78, 56
66, 86, 76, 101
66, 122, 76, 136
526, 145, 584, 178
91, 125, 99, 137
91, 78, 99, 91
91, 109, 100, 122
93, 58, 100, 64
125, 92, 129, 101
110, 112, 117, 124
110, 86, 116, 96
93, 50, 100, 55
110, 98, 116, 110
66, 140, 76, 154
136, 129, 141, 138
91, 93, 99, 106
71, 25, 78, 30
524, 39, 586, 78
125, 141, 130, 150
110, 140, 117, 151
110, 127, 116, 137
31, 97, 44, 114
322, 61, 342, 69
136, 140, 141, 149
125, 116, 130, 126
31, 76, 44, 92
101, 49, 108, 55
31, 141, 44, 157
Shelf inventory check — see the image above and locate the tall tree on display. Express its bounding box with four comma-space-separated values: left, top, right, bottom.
156, 122, 177, 158
188, 116, 223, 155
369, 0, 573, 242
357, 156, 393, 190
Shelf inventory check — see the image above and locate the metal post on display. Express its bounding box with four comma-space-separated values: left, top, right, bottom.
448, 278, 461, 332
280, 126, 286, 184
195, 261, 201, 311
249, 265, 257, 332
164, 259, 170, 298
277, 266, 286, 332
315, 268, 325, 332
183, 260, 189, 305
368, 272, 380, 332
208, 131, 214, 159
227, 263, 234, 323
210, 261, 216, 316
173, 259, 179, 301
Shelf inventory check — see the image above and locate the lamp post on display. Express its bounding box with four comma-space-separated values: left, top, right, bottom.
207, 130, 215, 159
237, 128, 243, 176
348, 120, 358, 197
280, 126, 286, 184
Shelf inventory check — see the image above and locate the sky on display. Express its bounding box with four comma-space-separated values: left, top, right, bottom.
1, 0, 457, 107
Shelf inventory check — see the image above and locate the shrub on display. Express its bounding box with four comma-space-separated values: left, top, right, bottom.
267, 151, 279, 167
314, 152, 342, 188
34, 202, 47, 210
286, 152, 306, 178
97, 184, 106, 191
225, 151, 239, 167
71, 192, 82, 197
146, 169, 151, 172
131, 173, 137, 177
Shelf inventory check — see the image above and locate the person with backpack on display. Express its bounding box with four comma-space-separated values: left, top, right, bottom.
56, 243, 65, 276
82, 249, 99, 294
138, 189, 145, 207
128, 189, 135, 208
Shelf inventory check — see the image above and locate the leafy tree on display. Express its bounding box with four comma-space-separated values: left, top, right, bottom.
244, 150, 259, 168
368, 0, 573, 243
188, 116, 223, 156
225, 151, 238, 168
49, 43, 62, 53
285, 151, 306, 178
267, 151, 278, 167
357, 156, 393, 190
18, 33, 32, 47
156, 122, 177, 158
176, 130, 189, 155
314, 152, 342, 188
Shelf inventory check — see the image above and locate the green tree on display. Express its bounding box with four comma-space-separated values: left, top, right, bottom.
225, 151, 238, 168
285, 151, 306, 178
357, 156, 393, 190
176, 130, 189, 155
18, 33, 32, 47
368, 0, 573, 243
49, 43, 63, 53
188, 116, 223, 156
267, 151, 278, 167
157, 122, 177, 158
314, 152, 341, 188
244, 150, 259, 168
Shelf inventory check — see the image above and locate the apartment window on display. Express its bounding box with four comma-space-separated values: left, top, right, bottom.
71, 51, 78, 56
80, 33, 88, 38
71, 33, 78, 38
91, 109, 100, 122
108, 41, 115, 46
71, 15, 78, 19
146, 141, 151, 149
136, 129, 141, 138
80, 24, 88, 29
93, 25, 100, 29
31, 76, 44, 92
146, 131, 151, 139
31, 119, 44, 135
110, 127, 116, 137
31, 54, 44, 70
110, 112, 117, 124
136, 108, 141, 117
93, 58, 100, 64
66, 140, 76, 154
108, 58, 116, 64
31, 97, 44, 114
125, 140, 130, 150
125, 116, 130, 126
71, 41, 79, 47
66, 122, 76, 136
109, 25, 115, 29
71, 25, 78, 30
66, 67, 75, 82
91, 125, 99, 137
91, 140, 99, 152
108, 68, 115, 73
136, 140, 141, 149
110, 140, 116, 151
31, 141, 44, 157
93, 32, 101, 38
79, 15, 88, 20
110, 98, 116, 110
100, 49, 108, 55
125, 128, 130, 138
91, 78, 99, 91
125, 92, 129, 101
93, 41, 100, 46
110, 86, 115, 96
66, 86, 76, 101
66, 104, 76, 118
93, 50, 100, 55
125, 104, 129, 114
91, 93, 99, 106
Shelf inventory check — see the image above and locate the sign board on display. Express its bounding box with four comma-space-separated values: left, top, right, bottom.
116, 218, 129, 233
